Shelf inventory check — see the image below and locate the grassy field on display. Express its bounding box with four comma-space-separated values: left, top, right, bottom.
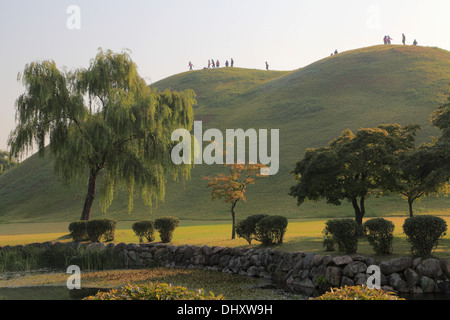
0, 45, 449, 223
1, 217, 449, 260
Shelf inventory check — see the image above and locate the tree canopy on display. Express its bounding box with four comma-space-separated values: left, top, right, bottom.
8, 48, 196, 220
289, 124, 419, 227
388, 93, 450, 216
0, 150, 18, 175
204, 163, 267, 239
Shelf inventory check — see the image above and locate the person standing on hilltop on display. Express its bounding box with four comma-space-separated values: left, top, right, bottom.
211, 59, 215, 68
208, 60, 211, 69
387, 35, 392, 44
231, 58, 234, 67
413, 39, 418, 46
225, 60, 229, 67
265, 61, 269, 70
216, 60, 220, 68
402, 33, 406, 45
188, 61, 193, 71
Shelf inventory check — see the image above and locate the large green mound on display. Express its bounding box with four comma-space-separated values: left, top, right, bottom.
1, 45, 449, 223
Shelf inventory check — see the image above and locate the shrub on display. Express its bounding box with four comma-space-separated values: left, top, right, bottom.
322, 227, 337, 252
403, 215, 447, 257
254, 215, 288, 246
83, 282, 224, 300
236, 214, 268, 244
155, 216, 180, 243
68, 221, 89, 242
312, 285, 405, 300
363, 218, 395, 255
132, 220, 155, 243
324, 219, 358, 254
86, 218, 117, 242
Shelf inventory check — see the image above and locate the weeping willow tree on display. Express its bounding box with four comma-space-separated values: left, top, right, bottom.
8, 48, 195, 220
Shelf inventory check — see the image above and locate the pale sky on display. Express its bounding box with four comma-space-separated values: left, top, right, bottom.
1, 0, 449, 151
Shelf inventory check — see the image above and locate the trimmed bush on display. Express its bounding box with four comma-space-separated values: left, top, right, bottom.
83, 282, 224, 300
155, 216, 180, 243
68, 221, 89, 242
403, 215, 447, 257
132, 220, 155, 243
324, 219, 358, 254
86, 218, 117, 243
363, 218, 395, 255
236, 214, 268, 244
313, 285, 405, 300
254, 215, 288, 246
322, 227, 337, 252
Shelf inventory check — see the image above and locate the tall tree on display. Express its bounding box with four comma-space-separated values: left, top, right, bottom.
289, 124, 419, 228
390, 93, 450, 216
8, 49, 196, 220
391, 147, 448, 217
203, 163, 267, 239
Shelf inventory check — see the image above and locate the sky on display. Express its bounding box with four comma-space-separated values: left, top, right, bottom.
0, 0, 449, 152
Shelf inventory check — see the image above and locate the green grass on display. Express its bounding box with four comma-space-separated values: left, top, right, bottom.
1, 217, 449, 260
0, 45, 449, 223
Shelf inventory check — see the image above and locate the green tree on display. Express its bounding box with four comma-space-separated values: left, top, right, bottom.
389, 93, 450, 216
289, 124, 419, 228
0, 150, 18, 175
390, 147, 448, 217
8, 49, 195, 220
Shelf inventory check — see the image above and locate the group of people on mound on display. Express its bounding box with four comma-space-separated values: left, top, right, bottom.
189, 58, 271, 71
208, 58, 234, 69
384, 33, 418, 46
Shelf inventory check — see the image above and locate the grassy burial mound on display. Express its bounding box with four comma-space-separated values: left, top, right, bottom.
0, 45, 449, 223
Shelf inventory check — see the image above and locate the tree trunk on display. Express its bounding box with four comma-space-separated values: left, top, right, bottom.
408, 199, 414, 217
231, 200, 238, 239
80, 168, 100, 221
352, 196, 365, 235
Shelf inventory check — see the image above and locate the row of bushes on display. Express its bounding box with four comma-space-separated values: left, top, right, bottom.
69, 219, 117, 242
69, 217, 181, 244
323, 215, 448, 257
236, 214, 288, 246
132, 217, 180, 243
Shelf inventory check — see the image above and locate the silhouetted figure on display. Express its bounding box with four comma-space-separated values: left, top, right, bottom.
334, 49, 338, 55
188, 61, 193, 71
413, 39, 418, 46
216, 60, 220, 68
225, 60, 229, 67
231, 58, 234, 67
208, 60, 211, 68
265, 61, 269, 70
386, 36, 392, 44
402, 33, 406, 45
211, 59, 215, 68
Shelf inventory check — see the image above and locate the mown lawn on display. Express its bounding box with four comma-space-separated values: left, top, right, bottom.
1, 217, 449, 260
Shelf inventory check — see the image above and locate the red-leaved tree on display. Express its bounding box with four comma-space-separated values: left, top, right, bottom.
203, 163, 267, 239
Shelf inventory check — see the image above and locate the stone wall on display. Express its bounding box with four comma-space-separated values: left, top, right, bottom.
120, 242, 450, 295
2, 241, 450, 296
